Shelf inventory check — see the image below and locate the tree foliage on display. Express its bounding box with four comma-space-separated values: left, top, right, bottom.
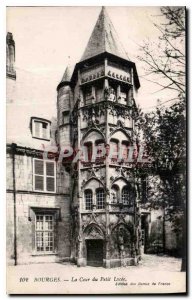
136, 7, 186, 265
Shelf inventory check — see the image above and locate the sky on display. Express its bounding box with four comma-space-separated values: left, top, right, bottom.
6, 6, 178, 115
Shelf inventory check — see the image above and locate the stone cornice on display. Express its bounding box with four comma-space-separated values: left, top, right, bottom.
6, 143, 58, 159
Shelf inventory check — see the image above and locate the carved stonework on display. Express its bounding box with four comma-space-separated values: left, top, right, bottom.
82, 125, 104, 142
82, 212, 106, 232
84, 225, 104, 240
109, 127, 131, 141
87, 167, 97, 179
110, 167, 130, 185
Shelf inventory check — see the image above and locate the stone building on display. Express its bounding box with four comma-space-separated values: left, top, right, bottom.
6, 7, 181, 268
56, 7, 142, 267
6, 31, 71, 266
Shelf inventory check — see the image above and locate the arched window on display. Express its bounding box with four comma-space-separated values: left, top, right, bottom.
84, 142, 92, 162
121, 186, 133, 205
121, 141, 129, 160
84, 189, 93, 210
111, 184, 119, 203
96, 188, 105, 209
95, 139, 105, 161
110, 139, 119, 162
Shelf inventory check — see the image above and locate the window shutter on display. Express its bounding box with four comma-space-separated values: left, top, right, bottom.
33, 159, 55, 192
46, 162, 55, 176
34, 121, 41, 138
35, 175, 44, 191
42, 122, 48, 139
35, 160, 44, 175
46, 161, 55, 192
32, 119, 50, 140
34, 160, 44, 191
46, 177, 55, 192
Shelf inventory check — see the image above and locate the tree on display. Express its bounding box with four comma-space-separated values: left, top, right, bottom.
136, 7, 186, 271
138, 7, 185, 101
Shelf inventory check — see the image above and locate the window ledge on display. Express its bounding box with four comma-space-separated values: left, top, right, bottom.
33, 189, 56, 194
81, 209, 106, 213
32, 136, 51, 142
31, 252, 58, 256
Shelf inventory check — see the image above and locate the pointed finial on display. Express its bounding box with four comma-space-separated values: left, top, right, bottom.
67, 55, 71, 67
101, 6, 107, 14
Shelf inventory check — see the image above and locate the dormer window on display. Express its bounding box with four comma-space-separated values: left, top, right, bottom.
31, 117, 51, 141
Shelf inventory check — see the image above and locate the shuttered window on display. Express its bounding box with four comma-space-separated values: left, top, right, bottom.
33, 159, 56, 193
34, 121, 41, 138
42, 122, 48, 139
32, 119, 50, 140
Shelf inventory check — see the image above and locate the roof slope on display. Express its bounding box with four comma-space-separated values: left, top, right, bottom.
60, 65, 74, 83
80, 7, 129, 62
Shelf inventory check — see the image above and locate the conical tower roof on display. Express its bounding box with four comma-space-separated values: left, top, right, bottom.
80, 7, 129, 62
57, 65, 74, 90
60, 65, 73, 83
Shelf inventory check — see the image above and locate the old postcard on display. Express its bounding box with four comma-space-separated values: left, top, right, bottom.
6, 6, 186, 294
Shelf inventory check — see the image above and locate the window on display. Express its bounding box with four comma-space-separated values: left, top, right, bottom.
108, 85, 117, 101
95, 81, 103, 102
84, 142, 92, 162
96, 188, 105, 209
121, 186, 133, 205
31, 118, 51, 140
35, 214, 54, 253
62, 111, 70, 124
85, 190, 93, 210
84, 86, 93, 105
33, 159, 56, 193
121, 142, 129, 160
110, 139, 118, 162
120, 85, 127, 104
95, 140, 105, 159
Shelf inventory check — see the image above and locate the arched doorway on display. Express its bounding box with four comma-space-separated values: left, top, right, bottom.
86, 239, 104, 267
84, 224, 104, 267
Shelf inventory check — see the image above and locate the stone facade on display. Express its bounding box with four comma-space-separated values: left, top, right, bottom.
6, 7, 181, 268
6, 30, 71, 265
56, 7, 141, 267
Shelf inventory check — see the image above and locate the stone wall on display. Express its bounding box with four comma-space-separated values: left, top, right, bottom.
7, 192, 71, 265
6, 153, 71, 265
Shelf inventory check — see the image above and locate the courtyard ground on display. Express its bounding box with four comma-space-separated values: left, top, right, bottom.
7, 254, 186, 294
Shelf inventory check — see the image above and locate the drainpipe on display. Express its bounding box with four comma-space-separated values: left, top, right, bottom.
12, 143, 17, 265
162, 204, 166, 253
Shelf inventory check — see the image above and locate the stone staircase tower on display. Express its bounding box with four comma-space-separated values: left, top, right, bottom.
58, 7, 141, 268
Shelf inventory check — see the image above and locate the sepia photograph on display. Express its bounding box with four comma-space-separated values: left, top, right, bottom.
6, 5, 186, 294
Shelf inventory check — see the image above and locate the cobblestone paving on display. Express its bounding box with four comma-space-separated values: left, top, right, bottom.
8, 254, 182, 272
